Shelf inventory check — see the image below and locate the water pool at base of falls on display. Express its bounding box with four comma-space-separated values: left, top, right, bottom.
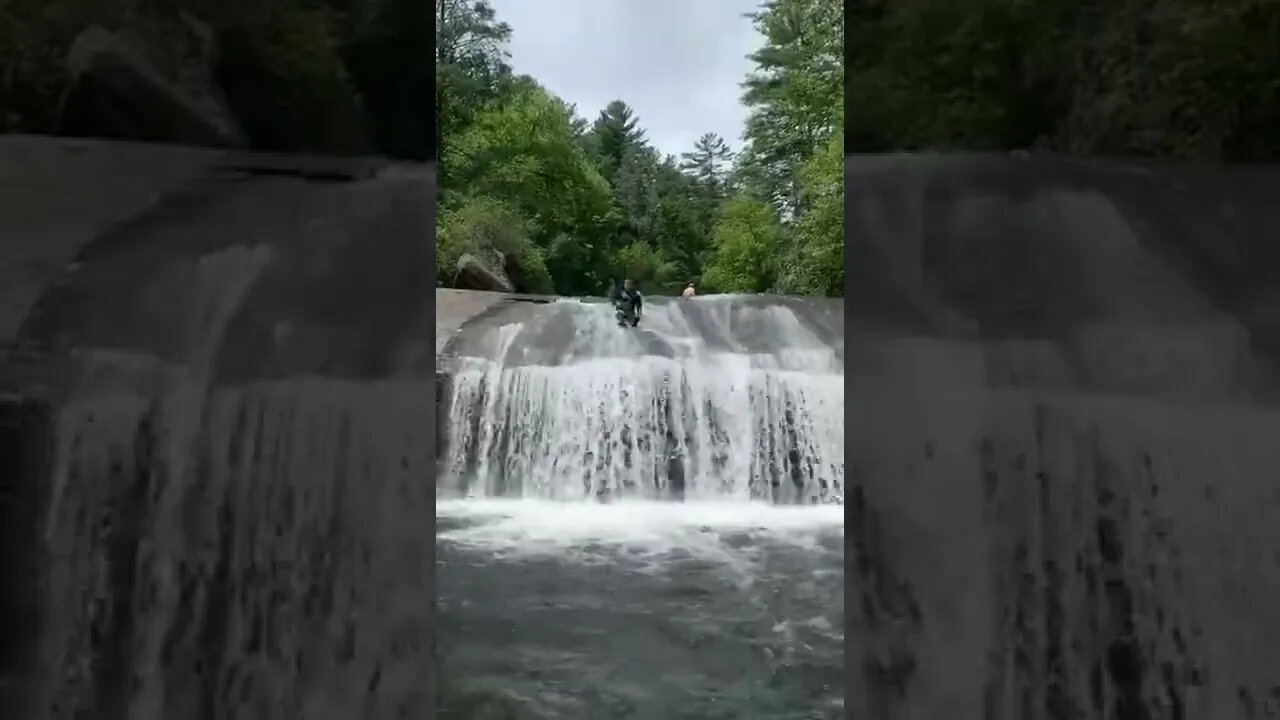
437, 298, 846, 719
436, 499, 845, 719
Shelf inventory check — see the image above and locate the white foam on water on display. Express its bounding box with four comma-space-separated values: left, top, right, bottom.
438, 498, 843, 577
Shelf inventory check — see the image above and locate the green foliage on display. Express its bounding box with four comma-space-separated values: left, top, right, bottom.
732, 0, 845, 294
0, 0, 850, 299
509, 242, 555, 295
436, 195, 553, 294
436, 0, 845, 298
433, 0, 512, 159
782, 129, 844, 296
0, 0, 435, 157
679, 133, 734, 198
443, 81, 616, 295
738, 0, 844, 213
546, 233, 608, 296
585, 100, 648, 185
844, 0, 1280, 161
702, 196, 784, 294
218, 4, 367, 154
437, 195, 524, 270
612, 240, 680, 294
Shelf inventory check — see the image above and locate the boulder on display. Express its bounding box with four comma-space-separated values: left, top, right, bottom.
453, 254, 513, 293
59, 23, 244, 147
502, 251, 523, 291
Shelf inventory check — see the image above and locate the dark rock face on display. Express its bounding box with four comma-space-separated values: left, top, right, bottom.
843, 154, 1280, 719
0, 148, 437, 719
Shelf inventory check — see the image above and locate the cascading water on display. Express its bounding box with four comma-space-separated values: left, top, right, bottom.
435, 296, 845, 719
439, 297, 844, 504
12, 246, 437, 720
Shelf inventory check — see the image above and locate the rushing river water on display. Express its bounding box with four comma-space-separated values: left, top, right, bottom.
437, 501, 843, 719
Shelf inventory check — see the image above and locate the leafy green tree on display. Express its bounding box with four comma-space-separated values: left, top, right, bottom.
612, 241, 679, 293
437, 195, 553, 293
843, 0, 1280, 161
444, 83, 614, 243
702, 196, 784, 293
433, 0, 512, 163
217, 4, 368, 154
780, 129, 843, 296
739, 0, 843, 214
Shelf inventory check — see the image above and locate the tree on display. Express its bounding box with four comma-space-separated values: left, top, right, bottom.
842, 0, 1280, 162
649, 157, 712, 283
443, 82, 615, 294
679, 132, 735, 198
429, 0, 849, 299
585, 100, 648, 185
433, 0, 512, 162
779, 129, 843, 296
612, 144, 663, 240
437, 195, 553, 294
739, 0, 843, 215
612, 241, 679, 293
702, 196, 784, 294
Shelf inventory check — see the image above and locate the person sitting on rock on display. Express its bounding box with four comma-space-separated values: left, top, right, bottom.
681, 282, 696, 299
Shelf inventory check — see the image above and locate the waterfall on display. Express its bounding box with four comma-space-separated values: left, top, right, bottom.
438, 297, 845, 504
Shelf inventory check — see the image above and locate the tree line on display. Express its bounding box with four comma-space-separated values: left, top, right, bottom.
436, 0, 844, 298
9, 0, 1280, 300
1, 0, 436, 159
844, 0, 1280, 161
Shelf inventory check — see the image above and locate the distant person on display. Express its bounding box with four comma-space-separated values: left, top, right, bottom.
612, 278, 643, 327
681, 282, 696, 299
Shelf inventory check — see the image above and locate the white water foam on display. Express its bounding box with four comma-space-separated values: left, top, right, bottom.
437, 498, 843, 586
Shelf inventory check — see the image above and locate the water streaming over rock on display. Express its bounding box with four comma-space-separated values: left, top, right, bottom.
12, 245, 436, 720
842, 335, 1280, 720
439, 296, 845, 504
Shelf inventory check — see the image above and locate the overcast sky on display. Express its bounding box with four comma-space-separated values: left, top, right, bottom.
487, 0, 765, 161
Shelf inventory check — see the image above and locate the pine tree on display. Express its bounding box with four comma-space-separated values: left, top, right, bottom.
679, 132, 735, 197
586, 100, 648, 185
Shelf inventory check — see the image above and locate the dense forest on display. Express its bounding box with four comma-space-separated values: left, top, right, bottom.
1, 0, 841, 298
436, 0, 844, 297
9, 0, 1277, 297
0, 0, 435, 159
844, 0, 1280, 161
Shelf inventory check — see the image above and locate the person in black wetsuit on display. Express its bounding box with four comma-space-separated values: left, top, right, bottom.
612, 278, 643, 327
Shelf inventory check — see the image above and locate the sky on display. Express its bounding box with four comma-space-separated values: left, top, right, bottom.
486, 0, 765, 161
